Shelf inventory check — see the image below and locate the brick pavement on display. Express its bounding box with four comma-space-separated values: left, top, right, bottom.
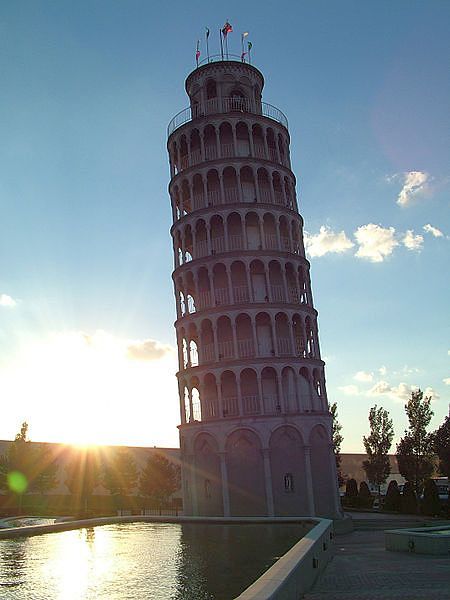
304, 529, 450, 599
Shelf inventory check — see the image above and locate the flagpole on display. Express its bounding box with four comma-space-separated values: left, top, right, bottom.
206, 28, 210, 63
220, 28, 224, 60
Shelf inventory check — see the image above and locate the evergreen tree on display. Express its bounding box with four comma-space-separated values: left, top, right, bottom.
103, 448, 138, 500
329, 402, 345, 486
65, 448, 101, 515
358, 481, 372, 509
400, 481, 418, 514
362, 405, 394, 499
383, 480, 401, 512
139, 453, 180, 507
396, 390, 435, 495
433, 414, 450, 478
421, 479, 441, 516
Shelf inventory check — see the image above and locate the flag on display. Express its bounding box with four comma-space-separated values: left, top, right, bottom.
222, 21, 232, 37
205, 27, 210, 39
241, 51, 247, 62
242, 32, 249, 39
196, 40, 200, 64
248, 41, 253, 51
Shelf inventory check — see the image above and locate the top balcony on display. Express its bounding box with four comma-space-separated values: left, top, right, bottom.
168, 97, 289, 137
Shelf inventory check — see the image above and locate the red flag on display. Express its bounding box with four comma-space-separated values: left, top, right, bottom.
222, 22, 232, 37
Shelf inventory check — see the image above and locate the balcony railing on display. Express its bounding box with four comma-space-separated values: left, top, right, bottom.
168, 98, 288, 136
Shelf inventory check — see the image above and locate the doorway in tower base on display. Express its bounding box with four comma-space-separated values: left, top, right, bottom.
193, 433, 223, 516
269, 426, 309, 516
309, 424, 336, 516
226, 429, 267, 516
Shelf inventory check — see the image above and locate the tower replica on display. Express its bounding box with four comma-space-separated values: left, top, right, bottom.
167, 55, 341, 518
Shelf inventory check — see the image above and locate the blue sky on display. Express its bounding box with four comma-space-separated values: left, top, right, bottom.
0, 1, 449, 450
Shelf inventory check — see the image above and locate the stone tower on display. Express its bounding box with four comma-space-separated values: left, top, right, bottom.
167, 56, 341, 518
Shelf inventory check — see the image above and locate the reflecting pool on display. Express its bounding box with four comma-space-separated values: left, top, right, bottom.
0, 522, 307, 599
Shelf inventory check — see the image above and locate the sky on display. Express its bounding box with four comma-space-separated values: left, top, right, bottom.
0, 1, 449, 451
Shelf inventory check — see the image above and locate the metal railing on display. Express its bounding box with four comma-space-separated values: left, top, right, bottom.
168, 98, 288, 136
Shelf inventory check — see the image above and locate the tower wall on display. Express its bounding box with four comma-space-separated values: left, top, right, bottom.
167, 60, 341, 518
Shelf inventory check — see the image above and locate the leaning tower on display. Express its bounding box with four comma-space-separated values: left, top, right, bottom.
167, 55, 341, 518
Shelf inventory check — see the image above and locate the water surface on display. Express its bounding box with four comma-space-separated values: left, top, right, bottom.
0, 522, 306, 599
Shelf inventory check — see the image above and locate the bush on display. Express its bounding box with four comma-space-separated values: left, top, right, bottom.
343, 478, 358, 507
358, 481, 373, 509
383, 480, 401, 512
400, 481, 418, 514
421, 479, 441, 516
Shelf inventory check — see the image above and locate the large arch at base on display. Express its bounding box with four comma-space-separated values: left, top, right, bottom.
226, 428, 267, 516
193, 433, 223, 516
269, 426, 309, 516
309, 424, 336, 516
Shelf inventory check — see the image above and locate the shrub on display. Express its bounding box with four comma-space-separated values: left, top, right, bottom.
358, 481, 373, 509
421, 479, 441, 516
343, 478, 358, 507
400, 481, 418, 514
383, 480, 401, 512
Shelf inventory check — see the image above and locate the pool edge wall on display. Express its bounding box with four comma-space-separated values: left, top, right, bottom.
385, 526, 450, 556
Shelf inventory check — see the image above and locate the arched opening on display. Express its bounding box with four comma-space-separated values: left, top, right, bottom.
221, 371, 238, 417
278, 133, 286, 166
204, 125, 218, 161
190, 129, 201, 165
192, 174, 204, 211
282, 367, 298, 413
292, 314, 306, 357
236, 122, 250, 157
291, 221, 301, 255
269, 260, 285, 302
203, 374, 219, 419
206, 78, 217, 100
250, 260, 268, 302
257, 168, 271, 203
305, 316, 316, 357
183, 385, 191, 422
216, 315, 233, 359
236, 313, 254, 358
181, 179, 191, 214
266, 128, 277, 162
240, 166, 256, 203
240, 368, 260, 414
231, 261, 249, 304
194, 219, 208, 259
219, 122, 234, 158
194, 432, 223, 516
263, 213, 277, 249
206, 168, 220, 206
252, 124, 265, 158
197, 267, 212, 310
299, 367, 312, 411
275, 312, 291, 355
226, 429, 267, 516
298, 267, 308, 304
200, 319, 215, 363
188, 323, 199, 367
262, 366, 279, 414
223, 166, 238, 204
213, 263, 229, 306
179, 135, 189, 170
286, 262, 298, 303
191, 382, 202, 421
210, 214, 225, 254
284, 177, 294, 210
227, 212, 243, 250
270, 426, 308, 516
273, 172, 283, 206
229, 89, 247, 111
185, 271, 196, 314
279, 216, 290, 252
245, 212, 261, 250
184, 224, 193, 262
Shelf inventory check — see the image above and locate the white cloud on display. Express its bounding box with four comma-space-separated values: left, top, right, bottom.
396, 171, 431, 207
304, 226, 354, 258
402, 230, 423, 251
379, 365, 388, 376
368, 380, 439, 403
0, 294, 17, 307
127, 338, 174, 361
353, 370, 374, 383
423, 224, 444, 238
354, 224, 398, 263
338, 384, 360, 396
443, 378, 450, 386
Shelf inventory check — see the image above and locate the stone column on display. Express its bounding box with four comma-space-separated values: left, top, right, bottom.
262, 448, 275, 516
304, 445, 315, 515
219, 452, 231, 516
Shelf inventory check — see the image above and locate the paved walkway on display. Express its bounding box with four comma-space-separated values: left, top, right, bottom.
304, 514, 450, 600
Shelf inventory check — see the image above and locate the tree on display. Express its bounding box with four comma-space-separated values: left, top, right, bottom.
362, 405, 394, 499
0, 422, 58, 512
433, 414, 450, 478
358, 481, 372, 509
421, 479, 441, 516
400, 481, 418, 514
329, 402, 345, 486
383, 480, 401, 512
396, 390, 435, 495
103, 448, 138, 503
139, 453, 180, 507
65, 448, 101, 515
